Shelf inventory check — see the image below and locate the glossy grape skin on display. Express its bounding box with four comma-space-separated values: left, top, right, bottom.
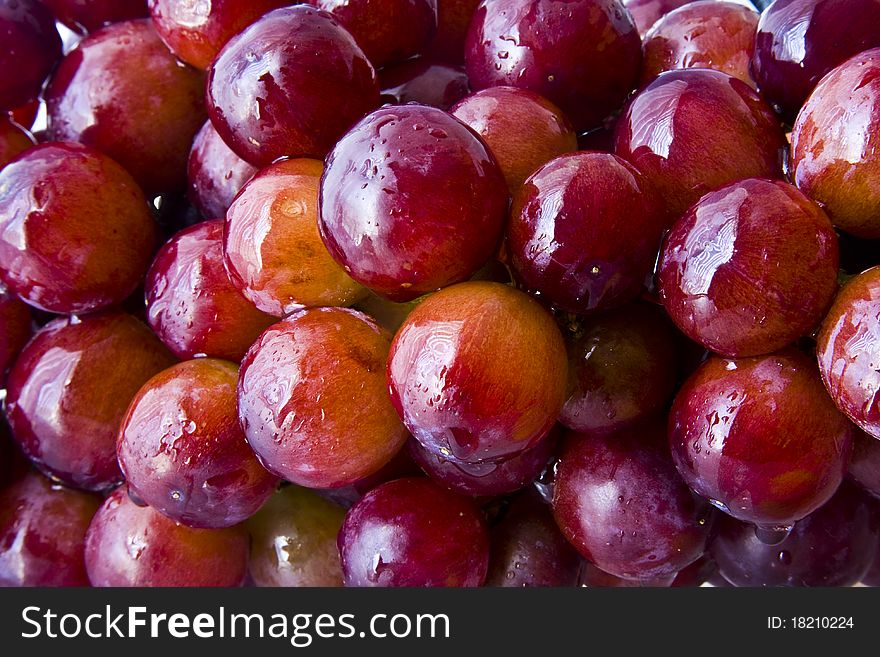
308, 0, 438, 69
791, 49, 880, 239
560, 303, 678, 435
319, 105, 508, 302
508, 152, 667, 314
0, 115, 35, 170
44, 0, 148, 34
338, 477, 489, 587
553, 423, 712, 581
315, 447, 423, 509
5, 312, 176, 491
712, 483, 880, 587
8, 98, 38, 129
0, 471, 101, 587
145, 221, 275, 362
148, 0, 292, 70
850, 430, 880, 500
118, 359, 278, 529
641, 1, 759, 86
623, 0, 692, 35
751, 0, 880, 123
45, 20, 207, 195
817, 267, 880, 438
485, 491, 581, 587
187, 120, 257, 220
428, 0, 480, 62
670, 349, 853, 528
0, 142, 157, 314
657, 178, 839, 358
409, 430, 556, 497
451, 87, 578, 193
0, 0, 62, 111
380, 59, 470, 110
388, 282, 568, 464
207, 6, 379, 168
239, 308, 408, 489
247, 486, 345, 587
224, 159, 366, 317
465, 0, 641, 132
579, 555, 717, 587
0, 290, 31, 387
85, 487, 249, 587
614, 69, 786, 219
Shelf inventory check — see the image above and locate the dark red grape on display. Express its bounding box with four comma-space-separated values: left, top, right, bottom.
0, 289, 31, 387
711, 483, 880, 586
247, 486, 345, 587
670, 348, 853, 528
85, 486, 249, 587
187, 120, 257, 220
118, 359, 278, 528
451, 86, 578, 193
817, 267, 880, 439
751, 0, 880, 122
464, 0, 642, 132
0, 0, 62, 111
485, 491, 581, 587
314, 448, 423, 510
579, 555, 717, 587
863, 544, 880, 586
388, 281, 568, 464
552, 422, 713, 581
319, 105, 508, 301
45, 20, 207, 195
509, 152, 667, 313
560, 303, 678, 435
224, 158, 366, 316
791, 48, 880, 238
409, 430, 556, 497
0, 142, 157, 314
641, 1, 759, 86
614, 68, 786, 218
0, 114, 35, 170
380, 58, 470, 110
44, 0, 148, 34
308, 0, 438, 69
849, 429, 880, 500
0, 471, 101, 587
239, 308, 408, 489
206, 6, 379, 167
148, 0, 292, 69
6, 312, 176, 491
427, 0, 480, 62
8, 98, 39, 129
657, 178, 839, 357
145, 220, 275, 361
339, 477, 489, 587
623, 0, 693, 35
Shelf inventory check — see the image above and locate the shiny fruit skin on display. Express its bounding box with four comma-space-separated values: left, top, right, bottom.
380, 58, 470, 110
0, 471, 101, 587
451, 86, 578, 194
206, 6, 380, 167
0, 0, 62, 111
560, 303, 678, 435
791, 48, 880, 239
552, 422, 713, 581
85, 487, 249, 587
238, 308, 408, 489
388, 281, 568, 464
614, 68, 786, 219
817, 266, 880, 438
623, 0, 693, 36
657, 178, 839, 358
118, 359, 278, 529
187, 120, 257, 220
669, 348, 853, 527
319, 105, 509, 302
751, 0, 880, 122
0, 142, 158, 314
44, 0, 149, 34
224, 159, 365, 317
5, 312, 176, 491
45, 20, 207, 195
464, 0, 642, 132
145, 220, 275, 361
247, 486, 346, 587
338, 477, 489, 587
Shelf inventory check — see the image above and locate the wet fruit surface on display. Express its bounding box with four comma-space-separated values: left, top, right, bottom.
187, 120, 257, 221
0, 0, 62, 111
380, 59, 470, 110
